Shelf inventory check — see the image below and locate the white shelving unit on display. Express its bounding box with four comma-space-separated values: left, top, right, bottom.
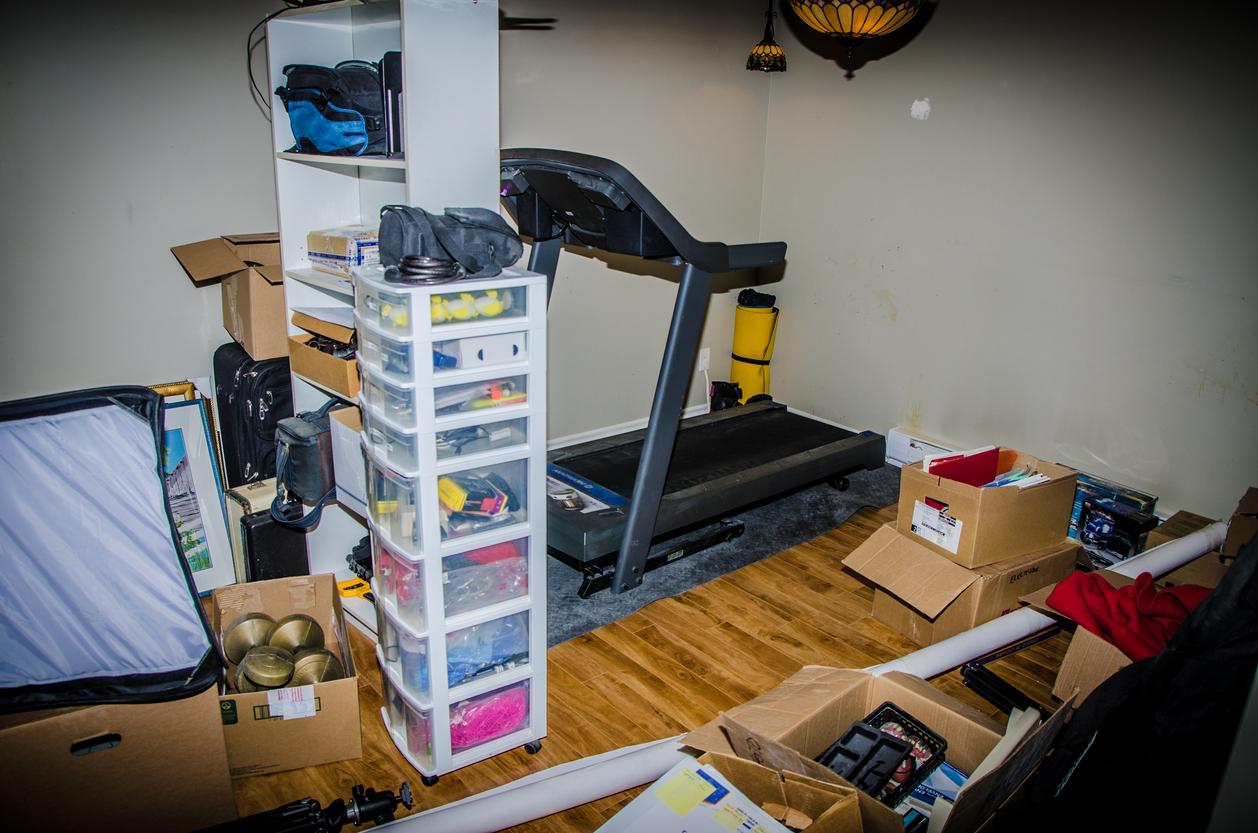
265, 0, 546, 780
266, 0, 499, 635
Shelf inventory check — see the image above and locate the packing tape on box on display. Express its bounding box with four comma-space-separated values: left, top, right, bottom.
390, 735, 688, 833
730, 304, 777, 403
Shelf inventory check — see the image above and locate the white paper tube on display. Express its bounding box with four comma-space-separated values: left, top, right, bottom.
392, 735, 689, 833
870, 520, 1229, 680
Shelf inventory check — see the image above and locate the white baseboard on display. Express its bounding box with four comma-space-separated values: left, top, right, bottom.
548, 404, 710, 451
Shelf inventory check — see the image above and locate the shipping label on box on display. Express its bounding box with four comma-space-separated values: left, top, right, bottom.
307, 225, 379, 278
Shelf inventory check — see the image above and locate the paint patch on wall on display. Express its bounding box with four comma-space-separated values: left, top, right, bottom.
911, 98, 931, 120
872, 289, 899, 321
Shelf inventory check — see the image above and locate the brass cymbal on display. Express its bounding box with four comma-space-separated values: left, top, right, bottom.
267, 614, 325, 656
289, 648, 346, 686
241, 645, 295, 688
223, 612, 276, 665
234, 662, 262, 694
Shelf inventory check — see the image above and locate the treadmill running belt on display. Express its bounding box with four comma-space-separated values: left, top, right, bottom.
557, 407, 855, 498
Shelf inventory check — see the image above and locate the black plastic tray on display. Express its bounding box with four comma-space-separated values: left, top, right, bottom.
816, 701, 948, 808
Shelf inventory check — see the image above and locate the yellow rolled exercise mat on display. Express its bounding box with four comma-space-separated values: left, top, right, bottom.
730, 288, 778, 403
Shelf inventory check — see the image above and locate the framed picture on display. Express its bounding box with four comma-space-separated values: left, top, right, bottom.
162, 397, 234, 596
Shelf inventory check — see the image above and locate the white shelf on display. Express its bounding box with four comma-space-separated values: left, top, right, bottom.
277, 151, 406, 170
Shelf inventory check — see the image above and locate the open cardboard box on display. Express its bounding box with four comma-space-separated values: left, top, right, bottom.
210, 574, 362, 778
898, 450, 1077, 568
1022, 556, 1228, 704
0, 686, 237, 832
684, 666, 1071, 833
845, 524, 1078, 647
1222, 487, 1258, 558
289, 333, 360, 399
171, 233, 287, 360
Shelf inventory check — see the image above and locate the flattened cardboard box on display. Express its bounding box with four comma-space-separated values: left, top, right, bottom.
683, 666, 1071, 833
172, 232, 287, 360
330, 406, 366, 508
0, 686, 237, 832
898, 450, 1077, 568
211, 574, 362, 778
845, 524, 1077, 647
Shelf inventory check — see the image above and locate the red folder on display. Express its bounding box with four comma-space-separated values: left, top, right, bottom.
927, 446, 1000, 487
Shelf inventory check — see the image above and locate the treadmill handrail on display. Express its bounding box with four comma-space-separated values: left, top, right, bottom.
501, 148, 785, 275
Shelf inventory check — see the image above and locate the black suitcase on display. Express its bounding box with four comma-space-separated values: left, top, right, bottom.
213, 341, 294, 489
240, 509, 310, 582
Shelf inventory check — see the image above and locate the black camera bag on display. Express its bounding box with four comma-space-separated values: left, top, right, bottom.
378, 205, 523, 280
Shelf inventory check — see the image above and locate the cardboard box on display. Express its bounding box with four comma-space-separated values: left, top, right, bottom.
172, 233, 287, 360
289, 333, 360, 399
1223, 487, 1258, 558
898, 450, 1077, 568
0, 687, 237, 832
1022, 562, 1228, 704
845, 524, 1078, 647
331, 405, 366, 508
684, 666, 1071, 833
307, 225, 379, 278
211, 574, 362, 778
293, 309, 356, 345
1147, 510, 1229, 588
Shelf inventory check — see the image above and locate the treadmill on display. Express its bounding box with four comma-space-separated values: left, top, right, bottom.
500, 149, 885, 596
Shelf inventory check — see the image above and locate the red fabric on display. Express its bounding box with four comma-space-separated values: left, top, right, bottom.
1046, 571, 1213, 661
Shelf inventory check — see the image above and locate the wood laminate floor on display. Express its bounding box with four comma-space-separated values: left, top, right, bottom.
230, 504, 1070, 831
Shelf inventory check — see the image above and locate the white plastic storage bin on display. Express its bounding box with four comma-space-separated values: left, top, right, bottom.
375, 600, 430, 702
366, 453, 423, 555
372, 532, 425, 631
380, 660, 435, 771
442, 537, 530, 618
449, 679, 532, 755
446, 611, 530, 690
437, 457, 529, 541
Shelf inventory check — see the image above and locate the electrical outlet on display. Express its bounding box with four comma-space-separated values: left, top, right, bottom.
698, 348, 710, 372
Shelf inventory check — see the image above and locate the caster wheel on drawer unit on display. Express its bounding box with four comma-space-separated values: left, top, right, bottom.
524, 740, 542, 755
420, 774, 440, 787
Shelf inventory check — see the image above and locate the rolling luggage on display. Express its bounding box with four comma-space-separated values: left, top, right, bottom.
213, 341, 293, 489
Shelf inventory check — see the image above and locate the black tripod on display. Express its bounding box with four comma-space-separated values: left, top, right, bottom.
196, 783, 412, 833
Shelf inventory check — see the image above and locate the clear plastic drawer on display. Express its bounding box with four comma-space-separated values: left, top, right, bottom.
366, 456, 422, 554
358, 322, 419, 384
431, 286, 527, 328
363, 407, 421, 473
434, 375, 528, 417
380, 659, 434, 770
372, 533, 424, 631
376, 604, 430, 701
446, 611, 530, 689
437, 458, 528, 541
359, 369, 420, 431
435, 416, 528, 461
433, 331, 527, 372
449, 680, 531, 754
443, 538, 529, 619
356, 278, 417, 337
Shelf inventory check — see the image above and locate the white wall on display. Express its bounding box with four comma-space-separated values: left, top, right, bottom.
0, 0, 277, 399
759, 1, 1257, 517
500, 0, 774, 439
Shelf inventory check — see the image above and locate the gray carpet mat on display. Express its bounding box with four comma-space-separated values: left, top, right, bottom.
546, 464, 901, 646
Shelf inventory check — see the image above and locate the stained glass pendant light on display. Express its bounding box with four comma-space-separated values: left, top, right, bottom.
747, 1, 787, 72
788, 0, 923, 57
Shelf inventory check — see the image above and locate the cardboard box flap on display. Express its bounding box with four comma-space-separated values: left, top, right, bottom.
255, 263, 285, 286
1236, 487, 1258, 517
683, 666, 868, 756
222, 232, 280, 245
171, 237, 246, 286
843, 525, 979, 618
293, 309, 356, 344
716, 717, 905, 833
936, 695, 1075, 833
